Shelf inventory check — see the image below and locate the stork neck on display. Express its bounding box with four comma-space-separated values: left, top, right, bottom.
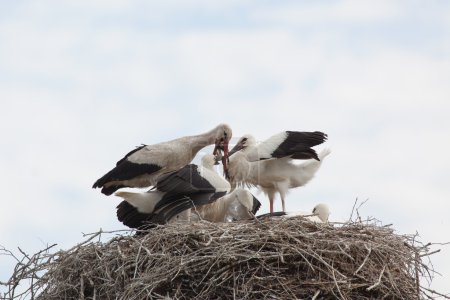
188, 129, 217, 153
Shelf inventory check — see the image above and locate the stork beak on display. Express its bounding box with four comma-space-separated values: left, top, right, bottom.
213, 142, 219, 156
221, 141, 229, 174
228, 142, 243, 157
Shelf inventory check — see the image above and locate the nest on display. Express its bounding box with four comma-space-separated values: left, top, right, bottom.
2, 216, 448, 300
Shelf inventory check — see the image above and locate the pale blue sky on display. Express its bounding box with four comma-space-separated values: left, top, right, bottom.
1, 0, 449, 296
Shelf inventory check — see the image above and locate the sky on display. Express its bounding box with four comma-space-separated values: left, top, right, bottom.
1, 0, 449, 296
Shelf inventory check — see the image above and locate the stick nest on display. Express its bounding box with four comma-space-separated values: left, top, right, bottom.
2, 217, 446, 299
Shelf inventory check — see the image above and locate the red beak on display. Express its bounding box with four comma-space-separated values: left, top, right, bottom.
221, 141, 229, 173
213, 139, 220, 156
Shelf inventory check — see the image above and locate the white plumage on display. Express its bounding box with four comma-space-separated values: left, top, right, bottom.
282, 203, 330, 223
190, 188, 260, 223
258, 203, 330, 223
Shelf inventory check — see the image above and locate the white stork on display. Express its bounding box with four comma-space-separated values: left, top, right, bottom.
257, 203, 330, 223
227, 132, 329, 213
93, 123, 232, 195
228, 131, 327, 162
114, 155, 261, 229
115, 156, 230, 229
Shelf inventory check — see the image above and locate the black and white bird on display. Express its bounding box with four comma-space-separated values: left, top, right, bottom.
257, 203, 330, 223
93, 123, 232, 195
227, 131, 329, 212
115, 155, 231, 229
228, 131, 327, 162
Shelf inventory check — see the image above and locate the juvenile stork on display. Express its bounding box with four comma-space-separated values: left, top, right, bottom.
257, 203, 330, 223
189, 155, 261, 222
115, 155, 231, 229
190, 188, 261, 222
227, 131, 329, 213
93, 124, 232, 195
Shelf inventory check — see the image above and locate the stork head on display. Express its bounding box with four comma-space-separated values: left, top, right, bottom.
201, 154, 217, 170
228, 134, 256, 156
212, 123, 233, 172
312, 203, 330, 222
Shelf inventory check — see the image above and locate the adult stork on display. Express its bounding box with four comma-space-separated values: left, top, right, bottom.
257, 203, 330, 223
227, 132, 329, 212
93, 123, 232, 195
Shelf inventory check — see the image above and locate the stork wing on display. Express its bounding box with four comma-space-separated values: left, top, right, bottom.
93, 144, 165, 194
251, 194, 262, 214
116, 201, 155, 230
151, 191, 227, 223
247, 131, 327, 161
155, 164, 217, 201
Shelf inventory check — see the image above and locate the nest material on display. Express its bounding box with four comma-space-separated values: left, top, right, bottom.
2, 217, 446, 300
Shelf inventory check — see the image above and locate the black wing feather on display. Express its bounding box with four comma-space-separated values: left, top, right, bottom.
154, 165, 216, 210
116, 201, 156, 230
93, 160, 162, 193
271, 131, 327, 160
252, 195, 262, 215
153, 192, 227, 223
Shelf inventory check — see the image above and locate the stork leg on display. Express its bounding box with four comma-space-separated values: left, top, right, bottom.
269, 196, 274, 213
277, 183, 288, 212
267, 190, 276, 213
